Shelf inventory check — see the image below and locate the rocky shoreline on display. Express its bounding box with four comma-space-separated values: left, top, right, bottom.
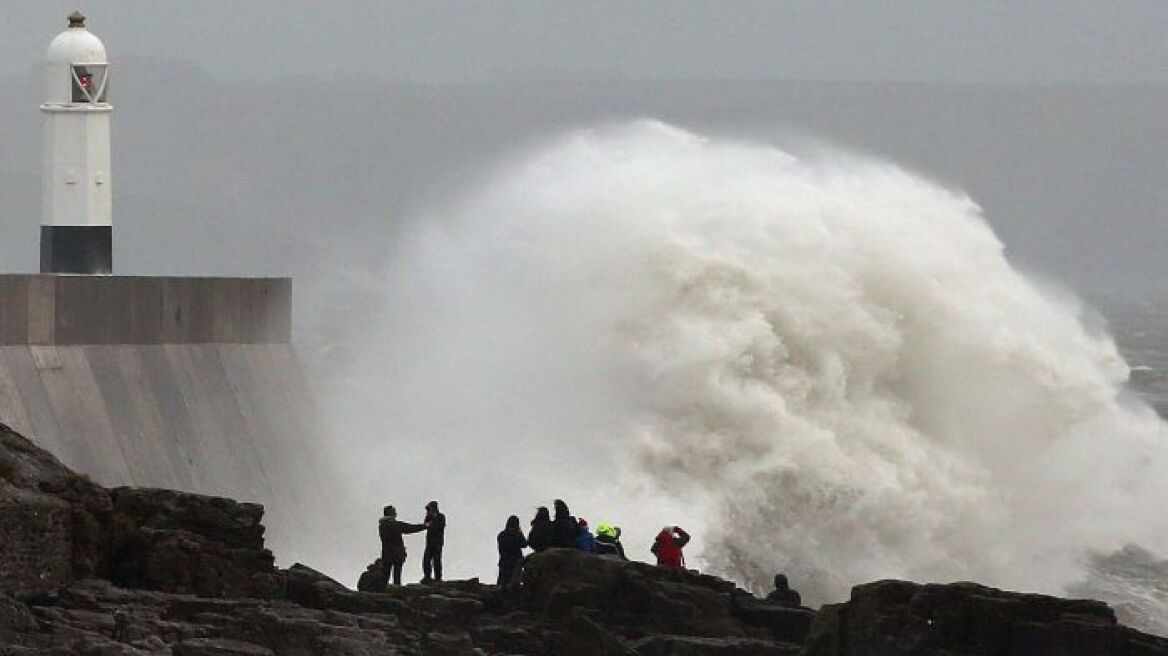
1, 422, 1165, 655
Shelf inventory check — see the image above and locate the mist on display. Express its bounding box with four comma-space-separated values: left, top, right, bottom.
317, 122, 1168, 609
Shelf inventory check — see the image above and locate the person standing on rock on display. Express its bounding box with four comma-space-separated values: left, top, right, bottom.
651, 525, 691, 570
528, 506, 553, 552
592, 523, 628, 560
497, 515, 528, 587
421, 500, 446, 583
576, 518, 595, 552
550, 499, 577, 549
766, 573, 802, 607
378, 505, 427, 588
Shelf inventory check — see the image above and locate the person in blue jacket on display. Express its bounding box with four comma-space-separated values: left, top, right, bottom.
576, 518, 595, 552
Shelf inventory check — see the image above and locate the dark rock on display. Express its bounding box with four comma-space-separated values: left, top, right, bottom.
0, 594, 38, 641
730, 591, 815, 643
284, 563, 346, 608
414, 594, 483, 630
109, 487, 277, 598
632, 634, 801, 655
355, 559, 385, 593
552, 607, 637, 655
175, 638, 275, 656
110, 488, 265, 551
803, 579, 1168, 656
476, 621, 544, 654
0, 427, 116, 590
4, 422, 1168, 656
420, 631, 475, 656
521, 549, 750, 640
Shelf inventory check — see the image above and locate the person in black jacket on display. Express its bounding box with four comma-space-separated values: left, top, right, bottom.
550, 499, 577, 549
421, 500, 446, 583
496, 515, 528, 587
766, 573, 802, 607
378, 505, 427, 587
528, 507, 553, 552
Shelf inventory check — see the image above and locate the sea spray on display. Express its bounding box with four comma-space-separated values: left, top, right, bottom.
327, 121, 1168, 626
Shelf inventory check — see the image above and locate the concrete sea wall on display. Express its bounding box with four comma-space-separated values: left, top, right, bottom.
0, 275, 330, 554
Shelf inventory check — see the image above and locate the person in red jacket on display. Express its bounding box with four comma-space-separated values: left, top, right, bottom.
651, 525, 691, 570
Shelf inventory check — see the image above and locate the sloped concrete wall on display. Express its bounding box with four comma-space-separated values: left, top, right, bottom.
0, 276, 334, 558
0, 344, 330, 549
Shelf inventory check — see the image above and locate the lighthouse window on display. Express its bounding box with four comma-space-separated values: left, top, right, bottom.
70, 64, 108, 103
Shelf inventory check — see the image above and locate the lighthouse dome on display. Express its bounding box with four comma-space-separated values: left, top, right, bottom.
43, 13, 109, 106
46, 17, 107, 65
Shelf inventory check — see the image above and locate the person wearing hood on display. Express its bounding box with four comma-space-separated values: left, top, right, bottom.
651, 525, 691, 570
497, 515, 528, 587
528, 507, 553, 552
551, 499, 577, 549
421, 500, 446, 583
378, 505, 427, 587
576, 518, 595, 552
591, 522, 627, 560
766, 573, 802, 607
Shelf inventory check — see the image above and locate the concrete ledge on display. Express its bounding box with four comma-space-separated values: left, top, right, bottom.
0, 275, 290, 345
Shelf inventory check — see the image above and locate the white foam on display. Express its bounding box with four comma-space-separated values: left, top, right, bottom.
330, 121, 1168, 611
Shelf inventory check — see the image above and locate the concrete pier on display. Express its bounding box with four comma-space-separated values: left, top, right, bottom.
0, 275, 329, 556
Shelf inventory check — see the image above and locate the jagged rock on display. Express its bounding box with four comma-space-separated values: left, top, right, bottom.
175, 638, 275, 656
108, 487, 277, 599
521, 548, 754, 640
414, 594, 483, 629
110, 488, 265, 550
420, 631, 475, 656
476, 621, 543, 654
729, 591, 815, 643
283, 563, 346, 608
632, 634, 801, 655
0, 425, 117, 589
0, 425, 277, 601
0, 594, 38, 641
4, 422, 1168, 656
355, 559, 385, 592
804, 579, 1168, 655
553, 607, 638, 655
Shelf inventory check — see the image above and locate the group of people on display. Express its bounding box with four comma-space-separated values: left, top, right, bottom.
376, 501, 446, 587
374, 498, 802, 609
496, 498, 692, 587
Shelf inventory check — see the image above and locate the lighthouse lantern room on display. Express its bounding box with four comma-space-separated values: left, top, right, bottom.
41, 11, 112, 274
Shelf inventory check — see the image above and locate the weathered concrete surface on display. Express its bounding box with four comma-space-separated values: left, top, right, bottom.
0, 343, 329, 554
0, 274, 290, 345
0, 274, 332, 562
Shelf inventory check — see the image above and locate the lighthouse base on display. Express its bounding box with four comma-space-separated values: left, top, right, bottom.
40, 226, 112, 274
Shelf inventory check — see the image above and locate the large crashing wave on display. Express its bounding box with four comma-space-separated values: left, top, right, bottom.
345, 121, 1168, 625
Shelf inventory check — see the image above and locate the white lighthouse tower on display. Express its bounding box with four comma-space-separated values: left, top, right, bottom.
40, 11, 112, 274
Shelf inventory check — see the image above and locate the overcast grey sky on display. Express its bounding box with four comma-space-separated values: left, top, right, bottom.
2, 1, 1167, 85
1, 2, 1166, 301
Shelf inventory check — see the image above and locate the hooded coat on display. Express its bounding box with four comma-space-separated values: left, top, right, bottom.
551, 501, 577, 549
651, 526, 690, 570
576, 524, 595, 552
498, 520, 528, 567
379, 516, 427, 563
425, 511, 446, 548
528, 508, 554, 552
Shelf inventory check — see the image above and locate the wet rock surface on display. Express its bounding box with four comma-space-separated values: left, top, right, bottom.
2, 422, 1167, 655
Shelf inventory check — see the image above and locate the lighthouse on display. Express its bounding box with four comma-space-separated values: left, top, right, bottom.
0, 12, 325, 564
40, 11, 112, 274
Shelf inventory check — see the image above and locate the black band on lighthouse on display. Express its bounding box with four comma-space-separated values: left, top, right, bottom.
40, 225, 112, 274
